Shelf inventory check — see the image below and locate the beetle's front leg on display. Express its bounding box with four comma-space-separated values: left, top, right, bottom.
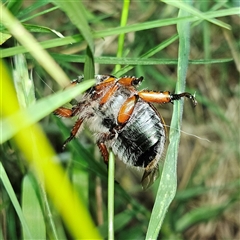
138, 90, 197, 106
54, 107, 73, 118
62, 118, 85, 149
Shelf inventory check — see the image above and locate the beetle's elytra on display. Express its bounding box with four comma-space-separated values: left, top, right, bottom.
54, 75, 197, 189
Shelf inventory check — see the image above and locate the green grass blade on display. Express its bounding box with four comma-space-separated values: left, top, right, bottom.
1, 7, 239, 58
20, 6, 59, 23
51, 0, 94, 54
22, 175, 46, 240
13, 53, 36, 108
0, 79, 95, 144
98, 210, 134, 238
17, 1, 53, 19
0, 162, 32, 239
0, 3, 69, 87
146, 2, 192, 238
114, 0, 130, 72
6, 0, 22, 16
51, 52, 232, 66
40, 183, 59, 240
162, 0, 231, 30
1, 60, 102, 239
108, 151, 115, 240
84, 45, 95, 79
0, 34, 83, 57
175, 203, 230, 232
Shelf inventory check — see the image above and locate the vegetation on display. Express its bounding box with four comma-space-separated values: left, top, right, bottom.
1, 1, 239, 239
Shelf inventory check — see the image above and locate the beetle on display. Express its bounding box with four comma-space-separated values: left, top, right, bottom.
54, 75, 197, 189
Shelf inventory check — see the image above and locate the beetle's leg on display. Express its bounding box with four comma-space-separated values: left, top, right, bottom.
117, 95, 139, 124
62, 118, 84, 149
100, 83, 119, 105
54, 107, 73, 118
139, 90, 197, 106
97, 131, 117, 165
141, 166, 160, 190
99, 76, 144, 106
97, 141, 109, 165
94, 75, 117, 91
53, 77, 86, 117
171, 92, 197, 106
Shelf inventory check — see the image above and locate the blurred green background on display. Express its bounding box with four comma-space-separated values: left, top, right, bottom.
1, 1, 239, 239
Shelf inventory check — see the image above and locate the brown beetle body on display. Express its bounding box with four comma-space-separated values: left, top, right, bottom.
54, 75, 196, 189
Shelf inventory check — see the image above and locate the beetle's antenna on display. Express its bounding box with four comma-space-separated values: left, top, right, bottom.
164, 124, 210, 142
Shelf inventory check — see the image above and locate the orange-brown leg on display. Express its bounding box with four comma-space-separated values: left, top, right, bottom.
97, 141, 109, 165
94, 75, 117, 91
97, 132, 117, 165
99, 76, 144, 106
100, 83, 119, 105
138, 90, 197, 106
54, 107, 73, 118
62, 118, 84, 149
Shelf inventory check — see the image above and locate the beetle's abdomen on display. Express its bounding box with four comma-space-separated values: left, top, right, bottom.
111, 100, 166, 168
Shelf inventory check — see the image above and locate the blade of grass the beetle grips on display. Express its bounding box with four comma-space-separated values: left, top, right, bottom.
145, 2, 192, 239
22, 175, 46, 240
0, 3, 69, 87
52, 0, 94, 54
0, 79, 95, 143
84, 45, 95, 80
108, 151, 115, 240
0, 163, 32, 239
1, 61, 102, 239
98, 210, 134, 238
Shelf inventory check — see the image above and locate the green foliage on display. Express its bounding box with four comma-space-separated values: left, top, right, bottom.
0, 1, 239, 240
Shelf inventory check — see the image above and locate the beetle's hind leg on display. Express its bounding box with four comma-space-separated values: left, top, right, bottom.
170, 92, 197, 106
138, 90, 197, 106
97, 132, 116, 166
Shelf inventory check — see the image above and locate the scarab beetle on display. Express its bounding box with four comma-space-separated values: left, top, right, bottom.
54, 75, 197, 189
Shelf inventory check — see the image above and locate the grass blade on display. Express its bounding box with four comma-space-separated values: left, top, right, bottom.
162, 0, 231, 30
108, 151, 115, 240
1, 60, 102, 239
0, 163, 32, 239
0, 79, 95, 144
84, 45, 95, 79
1, 7, 239, 58
145, 1, 192, 238
0, 3, 69, 87
22, 175, 46, 240
51, 0, 94, 54
114, 0, 130, 72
